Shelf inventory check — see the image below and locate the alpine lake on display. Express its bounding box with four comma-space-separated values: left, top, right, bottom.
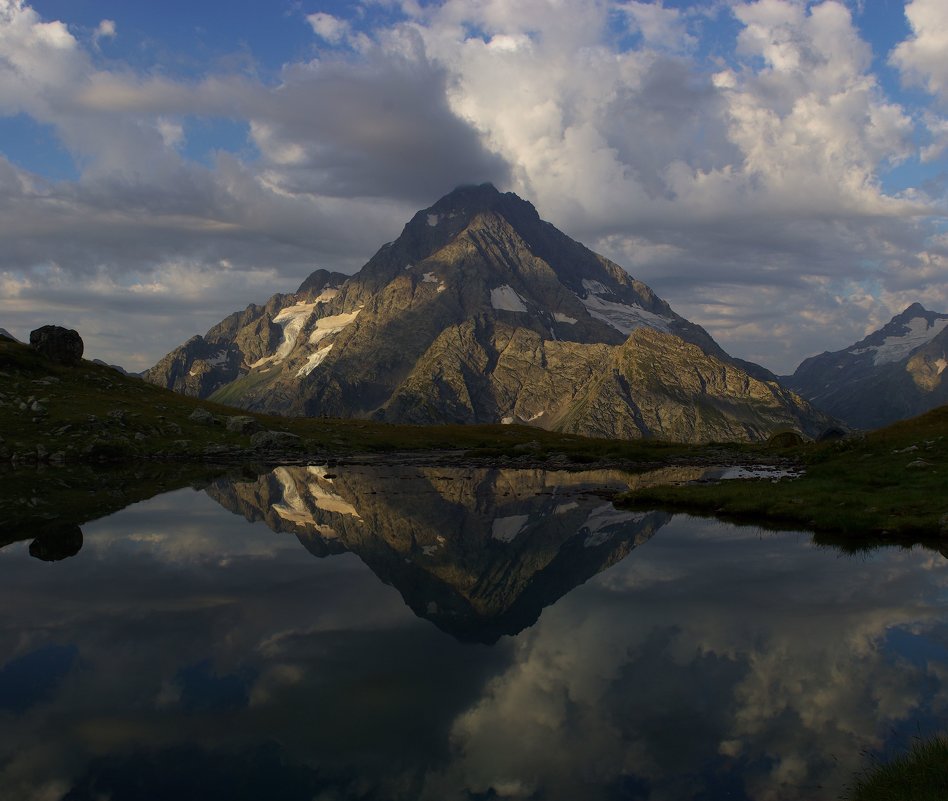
2, 460, 948, 801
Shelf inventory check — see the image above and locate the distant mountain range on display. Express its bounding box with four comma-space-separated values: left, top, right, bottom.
786, 303, 948, 430
145, 184, 830, 443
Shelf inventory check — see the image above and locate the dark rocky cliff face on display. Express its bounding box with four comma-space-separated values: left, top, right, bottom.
787, 303, 948, 429
146, 184, 830, 442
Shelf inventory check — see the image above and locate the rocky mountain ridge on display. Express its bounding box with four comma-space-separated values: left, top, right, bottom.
146, 184, 831, 442
787, 303, 948, 429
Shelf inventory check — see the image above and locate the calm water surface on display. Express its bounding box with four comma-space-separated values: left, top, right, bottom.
1, 464, 947, 801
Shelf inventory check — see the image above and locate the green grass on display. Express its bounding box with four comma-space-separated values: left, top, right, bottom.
618, 404, 948, 538
207, 367, 278, 405
844, 735, 948, 801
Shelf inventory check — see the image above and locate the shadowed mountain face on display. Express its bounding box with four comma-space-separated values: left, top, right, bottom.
145, 184, 830, 442
206, 465, 670, 643
787, 303, 948, 429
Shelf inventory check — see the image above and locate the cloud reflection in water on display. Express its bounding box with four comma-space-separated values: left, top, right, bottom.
0, 468, 945, 800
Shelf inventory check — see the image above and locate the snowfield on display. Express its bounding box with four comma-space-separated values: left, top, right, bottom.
296, 344, 333, 377
492, 514, 529, 542
851, 317, 948, 365
308, 308, 362, 347
250, 302, 319, 369
491, 285, 528, 313
579, 292, 672, 335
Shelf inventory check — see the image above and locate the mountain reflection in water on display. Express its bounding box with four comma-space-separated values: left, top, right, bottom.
0, 464, 947, 801
206, 465, 668, 642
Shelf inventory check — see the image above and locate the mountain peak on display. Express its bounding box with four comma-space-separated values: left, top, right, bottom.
896, 302, 929, 319
424, 183, 539, 227
145, 185, 831, 442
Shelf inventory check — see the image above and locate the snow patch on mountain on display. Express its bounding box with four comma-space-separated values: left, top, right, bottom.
250, 302, 319, 369
297, 344, 333, 377
188, 350, 229, 376
427, 214, 439, 226
580, 292, 672, 335
314, 288, 339, 303
308, 308, 362, 348
581, 279, 612, 295
852, 318, 948, 365
553, 312, 577, 324
492, 514, 529, 542
491, 285, 528, 313
422, 272, 439, 283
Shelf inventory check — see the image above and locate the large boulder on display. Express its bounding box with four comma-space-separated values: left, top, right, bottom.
226, 415, 263, 434
29, 325, 83, 365
250, 430, 302, 450
29, 525, 83, 561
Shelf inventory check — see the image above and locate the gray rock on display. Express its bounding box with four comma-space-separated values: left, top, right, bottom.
188, 408, 216, 425
250, 430, 302, 450
29, 325, 83, 365
226, 415, 263, 434
906, 459, 933, 469
767, 431, 804, 448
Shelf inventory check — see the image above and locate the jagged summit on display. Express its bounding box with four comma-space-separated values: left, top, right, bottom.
788, 303, 948, 429
144, 186, 831, 442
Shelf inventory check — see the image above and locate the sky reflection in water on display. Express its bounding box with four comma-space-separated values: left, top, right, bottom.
0, 465, 947, 801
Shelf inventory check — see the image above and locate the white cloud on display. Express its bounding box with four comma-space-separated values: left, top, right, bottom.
891, 0, 948, 104
306, 11, 351, 45
94, 18, 116, 42
423, 516, 948, 799
617, 1, 696, 53
0, 0, 944, 373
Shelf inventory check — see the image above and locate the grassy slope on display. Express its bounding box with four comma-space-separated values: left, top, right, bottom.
844, 735, 948, 801
619, 404, 948, 538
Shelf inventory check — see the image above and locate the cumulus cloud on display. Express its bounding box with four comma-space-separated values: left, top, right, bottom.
93, 18, 116, 43
424, 516, 948, 800
0, 0, 944, 373
306, 11, 351, 45
891, 0, 948, 103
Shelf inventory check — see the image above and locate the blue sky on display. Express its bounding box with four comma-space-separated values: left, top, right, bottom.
0, 0, 946, 372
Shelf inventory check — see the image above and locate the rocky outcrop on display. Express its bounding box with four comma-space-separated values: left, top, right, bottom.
384, 323, 829, 441
787, 303, 948, 429
147, 184, 829, 443
29, 325, 83, 366
141, 270, 349, 397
